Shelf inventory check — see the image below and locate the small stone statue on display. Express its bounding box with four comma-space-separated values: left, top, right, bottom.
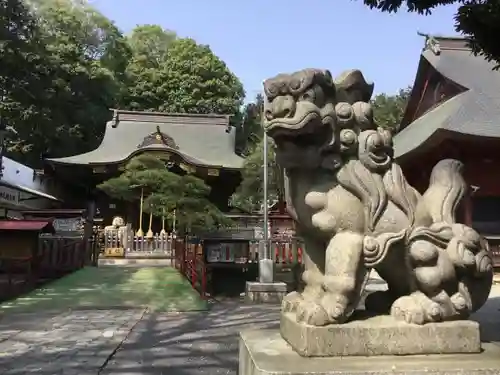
262, 68, 493, 327
104, 216, 129, 249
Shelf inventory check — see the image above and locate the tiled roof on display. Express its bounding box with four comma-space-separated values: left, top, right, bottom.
46, 110, 245, 169
394, 36, 500, 159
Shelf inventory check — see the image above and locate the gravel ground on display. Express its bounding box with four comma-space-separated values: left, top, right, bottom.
1, 282, 499, 375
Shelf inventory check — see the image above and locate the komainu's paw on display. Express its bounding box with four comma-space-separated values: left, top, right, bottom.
282, 291, 303, 313
450, 292, 472, 317
391, 295, 426, 324
390, 293, 441, 324
320, 292, 350, 324
296, 300, 330, 326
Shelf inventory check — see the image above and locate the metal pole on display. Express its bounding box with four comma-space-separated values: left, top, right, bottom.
263, 131, 269, 258
259, 87, 273, 283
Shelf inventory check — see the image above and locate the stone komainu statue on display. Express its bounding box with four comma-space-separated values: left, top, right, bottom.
103, 216, 128, 248
263, 68, 493, 326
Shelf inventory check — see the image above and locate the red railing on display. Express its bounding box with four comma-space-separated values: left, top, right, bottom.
272, 239, 303, 264
174, 239, 208, 299
173, 237, 305, 300
245, 238, 304, 265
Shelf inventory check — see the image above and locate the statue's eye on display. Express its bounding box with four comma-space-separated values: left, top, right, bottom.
299, 88, 316, 102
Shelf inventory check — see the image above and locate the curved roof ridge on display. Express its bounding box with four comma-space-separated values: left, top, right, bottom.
46, 115, 244, 170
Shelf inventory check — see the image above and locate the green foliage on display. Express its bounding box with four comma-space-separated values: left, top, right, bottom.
371, 87, 411, 133
1, 0, 130, 166
235, 94, 264, 154
0, 0, 52, 163
126, 24, 176, 69
230, 138, 280, 213
98, 155, 232, 233
361, 0, 500, 69
122, 31, 245, 115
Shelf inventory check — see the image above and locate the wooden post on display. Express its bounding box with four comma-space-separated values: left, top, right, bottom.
136, 188, 144, 237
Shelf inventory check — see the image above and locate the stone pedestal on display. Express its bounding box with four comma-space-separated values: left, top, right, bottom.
239, 329, 500, 375
245, 281, 287, 304
281, 311, 481, 356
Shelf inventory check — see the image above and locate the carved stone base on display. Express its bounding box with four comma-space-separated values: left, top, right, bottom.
281, 311, 481, 357
239, 329, 499, 375
245, 282, 287, 304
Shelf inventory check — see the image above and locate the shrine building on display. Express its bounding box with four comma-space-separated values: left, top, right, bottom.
43, 110, 245, 230
394, 34, 500, 264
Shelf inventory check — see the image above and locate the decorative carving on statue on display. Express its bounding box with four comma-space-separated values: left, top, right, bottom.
262, 68, 493, 329
137, 125, 179, 149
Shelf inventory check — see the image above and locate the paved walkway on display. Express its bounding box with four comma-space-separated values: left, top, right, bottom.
1, 284, 499, 375
0, 309, 147, 375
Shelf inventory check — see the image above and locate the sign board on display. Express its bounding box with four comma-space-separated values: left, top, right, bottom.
206, 242, 235, 263
0, 186, 20, 205
104, 247, 125, 257
53, 217, 84, 233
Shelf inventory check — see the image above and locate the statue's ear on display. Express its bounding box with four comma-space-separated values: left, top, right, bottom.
334, 69, 374, 103
363, 82, 375, 102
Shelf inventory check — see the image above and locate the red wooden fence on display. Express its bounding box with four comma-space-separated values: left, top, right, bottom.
173, 238, 304, 299
173, 234, 500, 300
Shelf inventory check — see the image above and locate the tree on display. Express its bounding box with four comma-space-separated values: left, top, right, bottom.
98, 155, 232, 233
0, 0, 54, 162
8, 0, 130, 166
372, 87, 411, 133
235, 94, 264, 154
123, 33, 245, 116
230, 138, 280, 213
126, 24, 176, 69
361, 0, 500, 69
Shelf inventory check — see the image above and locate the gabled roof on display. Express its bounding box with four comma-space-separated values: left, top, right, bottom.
46, 110, 245, 170
394, 35, 500, 159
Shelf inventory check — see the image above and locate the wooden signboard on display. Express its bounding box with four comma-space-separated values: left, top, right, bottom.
104, 247, 125, 257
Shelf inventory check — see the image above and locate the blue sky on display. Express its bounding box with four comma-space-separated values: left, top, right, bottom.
92, 0, 459, 101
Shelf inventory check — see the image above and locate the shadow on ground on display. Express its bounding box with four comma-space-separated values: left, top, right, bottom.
100, 301, 281, 375
472, 296, 500, 343
0, 287, 498, 375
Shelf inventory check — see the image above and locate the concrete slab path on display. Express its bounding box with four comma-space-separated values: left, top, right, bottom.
1, 283, 499, 375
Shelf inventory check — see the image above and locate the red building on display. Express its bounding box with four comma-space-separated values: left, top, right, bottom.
394, 34, 500, 264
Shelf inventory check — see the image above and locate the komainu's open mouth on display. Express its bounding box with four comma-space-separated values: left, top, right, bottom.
264, 112, 320, 134
269, 118, 331, 148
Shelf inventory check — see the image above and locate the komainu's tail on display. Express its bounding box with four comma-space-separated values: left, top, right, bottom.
421, 159, 466, 225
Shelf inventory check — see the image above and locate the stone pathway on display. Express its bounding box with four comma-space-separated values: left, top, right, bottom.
0, 309, 146, 375
1, 284, 499, 375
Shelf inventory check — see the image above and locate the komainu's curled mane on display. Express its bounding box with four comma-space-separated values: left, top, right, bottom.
263, 68, 493, 328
